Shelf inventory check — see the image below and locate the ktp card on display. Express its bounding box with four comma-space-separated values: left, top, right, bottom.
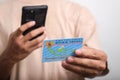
42, 38, 83, 62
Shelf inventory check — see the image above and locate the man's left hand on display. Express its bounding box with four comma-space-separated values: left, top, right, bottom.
62, 46, 107, 78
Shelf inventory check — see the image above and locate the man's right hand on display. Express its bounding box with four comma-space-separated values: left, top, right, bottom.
3, 21, 46, 64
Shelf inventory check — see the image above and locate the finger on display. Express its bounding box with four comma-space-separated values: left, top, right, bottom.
26, 31, 46, 48
23, 27, 45, 42
21, 40, 44, 54
62, 61, 100, 77
23, 36, 45, 53
66, 56, 106, 71
28, 41, 44, 52
75, 46, 107, 61
17, 21, 36, 35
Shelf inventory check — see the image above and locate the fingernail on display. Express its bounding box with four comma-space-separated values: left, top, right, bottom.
30, 21, 36, 25
76, 49, 82, 55
67, 57, 74, 63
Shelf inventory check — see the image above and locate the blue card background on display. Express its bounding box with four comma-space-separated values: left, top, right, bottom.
42, 38, 83, 62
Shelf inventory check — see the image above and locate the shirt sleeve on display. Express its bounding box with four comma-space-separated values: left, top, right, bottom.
75, 6, 101, 50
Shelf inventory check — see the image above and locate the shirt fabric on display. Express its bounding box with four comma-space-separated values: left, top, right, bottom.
0, 0, 100, 80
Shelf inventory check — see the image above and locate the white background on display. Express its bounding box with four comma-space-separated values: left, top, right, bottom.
0, 0, 120, 80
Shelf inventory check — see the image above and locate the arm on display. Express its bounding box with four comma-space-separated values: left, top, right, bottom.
0, 51, 15, 80
0, 21, 46, 80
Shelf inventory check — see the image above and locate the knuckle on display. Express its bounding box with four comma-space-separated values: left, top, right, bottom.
74, 58, 81, 65
100, 51, 107, 61
92, 71, 99, 76
36, 38, 42, 43
29, 32, 35, 38
38, 28, 43, 33
37, 43, 42, 48
18, 27, 23, 32
99, 62, 106, 70
103, 54, 107, 61
87, 60, 94, 66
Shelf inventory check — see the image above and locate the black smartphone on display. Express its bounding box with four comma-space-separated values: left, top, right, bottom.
21, 5, 48, 40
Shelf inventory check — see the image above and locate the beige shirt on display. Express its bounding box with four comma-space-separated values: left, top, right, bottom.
0, 0, 100, 80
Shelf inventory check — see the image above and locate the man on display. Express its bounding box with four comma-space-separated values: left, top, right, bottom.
0, 0, 109, 80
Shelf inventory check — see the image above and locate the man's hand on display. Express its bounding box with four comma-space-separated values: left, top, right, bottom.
62, 46, 108, 78
0, 21, 46, 80
4, 21, 46, 63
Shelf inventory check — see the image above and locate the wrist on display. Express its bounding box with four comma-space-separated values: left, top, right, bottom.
1, 49, 17, 65
0, 50, 15, 80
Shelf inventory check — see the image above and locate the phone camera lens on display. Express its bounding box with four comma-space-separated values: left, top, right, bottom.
30, 10, 34, 13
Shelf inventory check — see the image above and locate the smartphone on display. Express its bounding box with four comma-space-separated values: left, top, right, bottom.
21, 5, 48, 40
